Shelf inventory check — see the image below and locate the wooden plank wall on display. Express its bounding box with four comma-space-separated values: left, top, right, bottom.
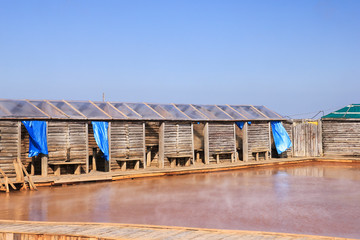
247, 122, 270, 161
47, 121, 87, 174
110, 121, 144, 171
0, 121, 19, 178
322, 120, 360, 156
280, 121, 293, 158
292, 120, 321, 157
145, 122, 159, 146
208, 122, 235, 163
164, 122, 193, 166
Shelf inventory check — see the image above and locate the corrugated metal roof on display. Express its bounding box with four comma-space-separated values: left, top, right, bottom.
0, 99, 283, 121
322, 104, 360, 119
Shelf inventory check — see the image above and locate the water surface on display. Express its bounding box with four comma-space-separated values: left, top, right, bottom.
1, 162, 360, 238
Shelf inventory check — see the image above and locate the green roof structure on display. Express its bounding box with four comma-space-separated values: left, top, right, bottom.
322, 104, 360, 119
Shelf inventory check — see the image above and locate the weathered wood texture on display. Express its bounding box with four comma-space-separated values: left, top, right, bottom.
292, 120, 321, 157
208, 122, 235, 162
322, 120, 360, 156
145, 122, 159, 146
0, 121, 19, 178
164, 122, 193, 167
47, 121, 87, 174
280, 121, 293, 158
247, 122, 270, 161
110, 121, 144, 171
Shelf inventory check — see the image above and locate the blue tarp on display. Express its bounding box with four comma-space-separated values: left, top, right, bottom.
92, 121, 109, 161
235, 121, 252, 129
22, 121, 48, 157
271, 121, 292, 154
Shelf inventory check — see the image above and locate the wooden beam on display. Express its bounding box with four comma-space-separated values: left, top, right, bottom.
143, 102, 165, 119
85, 122, 89, 173
242, 122, 249, 162
45, 100, 70, 118
106, 102, 129, 119
63, 100, 87, 118
215, 105, 234, 119
89, 100, 113, 119
191, 122, 195, 165
158, 122, 165, 168
171, 103, 192, 120
143, 122, 146, 169
124, 103, 142, 118
226, 104, 248, 119
107, 122, 112, 172
204, 122, 210, 164
251, 105, 269, 119
233, 123, 237, 162
25, 100, 51, 118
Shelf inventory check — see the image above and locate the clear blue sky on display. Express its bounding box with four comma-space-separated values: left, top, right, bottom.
1, 0, 359, 118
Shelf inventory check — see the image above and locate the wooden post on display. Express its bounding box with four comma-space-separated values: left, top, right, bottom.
16, 121, 22, 181
106, 122, 111, 172
204, 122, 210, 164
146, 148, 152, 167
268, 122, 272, 159
143, 122, 146, 169
41, 155, 48, 176
318, 120, 323, 157
233, 123, 237, 163
41, 121, 48, 176
85, 122, 89, 173
191, 122, 195, 165
158, 122, 165, 168
92, 148, 97, 171
242, 122, 249, 162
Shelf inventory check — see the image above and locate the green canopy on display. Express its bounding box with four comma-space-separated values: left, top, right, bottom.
322, 104, 360, 119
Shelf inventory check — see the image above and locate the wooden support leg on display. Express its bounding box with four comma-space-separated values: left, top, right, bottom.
216, 154, 220, 164
92, 148, 97, 171
146, 150, 151, 167
134, 160, 139, 170
185, 157, 190, 167
265, 151, 269, 160
41, 156, 48, 177
54, 165, 60, 176
121, 161, 126, 171
31, 157, 35, 175
170, 159, 176, 168
74, 165, 81, 175
256, 152, 259, 161
196, 152, 200, 163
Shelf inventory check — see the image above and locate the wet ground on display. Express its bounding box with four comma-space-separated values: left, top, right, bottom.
1, 162, 360, 239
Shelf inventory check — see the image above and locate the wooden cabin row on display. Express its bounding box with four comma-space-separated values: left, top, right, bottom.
0, 120, 281, 177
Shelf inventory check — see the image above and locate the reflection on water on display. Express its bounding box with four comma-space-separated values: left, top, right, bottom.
1, 162, 360, 239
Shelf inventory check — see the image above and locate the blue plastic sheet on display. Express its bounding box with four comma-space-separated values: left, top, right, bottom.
22, 121, 48, 157
271, 121, 292, 154
235, 121, 252, 129
92, 121, 109, 161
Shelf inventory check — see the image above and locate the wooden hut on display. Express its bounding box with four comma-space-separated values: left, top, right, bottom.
322, 104, 360, 156
0, 99, 286, 179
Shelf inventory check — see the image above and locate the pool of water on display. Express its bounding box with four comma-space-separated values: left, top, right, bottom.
1, 162, 360, 238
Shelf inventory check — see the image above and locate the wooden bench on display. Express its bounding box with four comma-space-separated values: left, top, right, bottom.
251, 147, 270, 161
116, 158, 142, 171
48, 162, 86, 176
166, 154, 192, 168
212, 151, 235, 164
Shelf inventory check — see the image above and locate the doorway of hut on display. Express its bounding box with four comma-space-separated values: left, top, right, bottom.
88, 122, 109, 172
270, 122, 292, 159
145, 122, 159, 167
234, 123, 243, 161
20, 123, 44, 175
193, 122, 205, 164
